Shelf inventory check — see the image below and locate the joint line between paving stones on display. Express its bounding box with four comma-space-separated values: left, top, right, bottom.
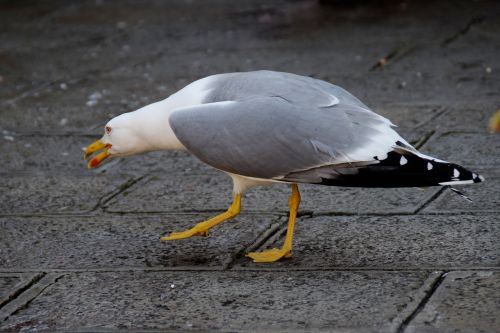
3, 43, 165, 108
440, 129, 493, 136
418, 210, 500, 216
413, 130, 436, 149
310, 211, 413, 217
396, 271, 448, 333
2, 210, 498, 219
1, 268, 498, 274
413, 186, 447, 214
414, 106, 448, 130
441, 16, 485, 46
103, 209, 290, 216
370, 45, 417, 71
0, 273, 45, 311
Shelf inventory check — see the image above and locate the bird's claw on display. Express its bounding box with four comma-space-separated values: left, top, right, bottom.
160, 229, 209, 240
246, 248, 292, 263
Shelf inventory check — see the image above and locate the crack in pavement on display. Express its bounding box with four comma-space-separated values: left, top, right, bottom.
93, 175, 147, 211
0, 273, 64, 322
0, 273, 45, 311
7, 274, 66, 320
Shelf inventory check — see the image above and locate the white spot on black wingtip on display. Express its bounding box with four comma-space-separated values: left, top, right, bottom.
427, 162, 433, 170
472, 173, 485, 183
400, 156, 408, 165
453, 169, 460, 178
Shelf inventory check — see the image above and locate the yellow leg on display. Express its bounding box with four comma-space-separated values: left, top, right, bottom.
160, 194, 241, 240
246, 184, 300, 263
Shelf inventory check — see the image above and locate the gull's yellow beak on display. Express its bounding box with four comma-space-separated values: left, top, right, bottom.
84, 139, 111, 169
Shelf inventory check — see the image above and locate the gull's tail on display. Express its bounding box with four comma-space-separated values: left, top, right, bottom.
317, 146, 484, 188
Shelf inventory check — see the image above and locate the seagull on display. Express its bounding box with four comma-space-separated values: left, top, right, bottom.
84, 70, 484, 263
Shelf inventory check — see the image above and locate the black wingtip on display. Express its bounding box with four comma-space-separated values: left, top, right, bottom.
316, 148, 485, 188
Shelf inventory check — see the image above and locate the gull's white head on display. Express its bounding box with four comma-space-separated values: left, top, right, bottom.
84, 101, 184, 169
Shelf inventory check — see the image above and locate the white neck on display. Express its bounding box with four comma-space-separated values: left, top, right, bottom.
127, 100, 186, 151
123, 75, 214, 152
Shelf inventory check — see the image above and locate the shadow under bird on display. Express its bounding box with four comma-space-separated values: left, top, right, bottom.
84, 70, 484, 263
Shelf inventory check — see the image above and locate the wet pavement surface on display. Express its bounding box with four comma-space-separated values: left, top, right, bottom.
0, 0, 499, 332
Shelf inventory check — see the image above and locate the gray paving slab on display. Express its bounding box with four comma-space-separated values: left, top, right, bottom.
0, 1, 71, 100
0, 134, 207, 176
104, 172, 440, 215
0, 15, 135, 102
407, 271, 500, 333
0, 174, 136, 215
0, 0, 371, 104
368, 50, 499, 108
423, 168, 499, 214
1, 0, 218, 102
419, 132, 500, 167
0, 135, 97, 175
431, 103, 500, 132
1, 270, 433, 332
373, 103, 445, 129
236, 215, 500, 269
354, 11, 500, 106
0, 214, 274, 270
2, 98, 133, 136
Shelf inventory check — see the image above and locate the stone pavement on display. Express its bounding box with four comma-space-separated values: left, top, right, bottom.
0, 0, 499, 332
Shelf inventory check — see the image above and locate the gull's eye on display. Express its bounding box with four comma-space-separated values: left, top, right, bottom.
105, 126, 112, 135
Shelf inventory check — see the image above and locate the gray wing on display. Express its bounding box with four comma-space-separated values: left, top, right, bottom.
203, 70, 370, 109
169, 95, 405, 182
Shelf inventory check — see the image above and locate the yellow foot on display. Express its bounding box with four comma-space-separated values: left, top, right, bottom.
160, 228, 208, 241
246, 248, 292, 263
